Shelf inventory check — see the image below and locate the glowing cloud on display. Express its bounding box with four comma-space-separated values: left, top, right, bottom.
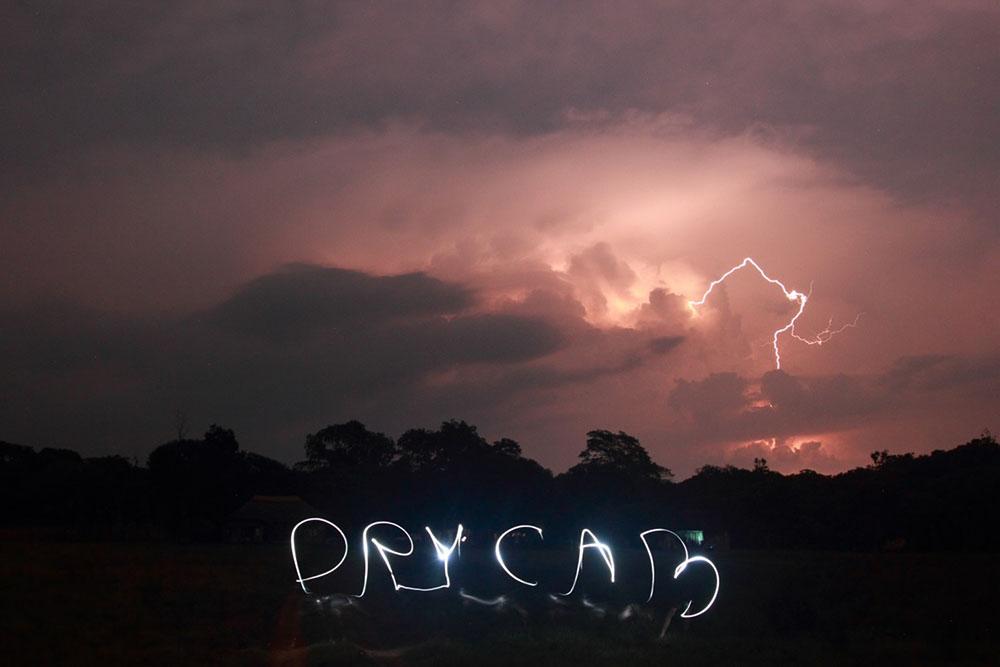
688, 257, 860, 369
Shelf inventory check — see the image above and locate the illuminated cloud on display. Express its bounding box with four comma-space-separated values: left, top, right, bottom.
727, 439, 841, 474
0, 2, 997, 475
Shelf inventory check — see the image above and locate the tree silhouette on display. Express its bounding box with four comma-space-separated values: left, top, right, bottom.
1, 419, 997, 551
301, 420, 395, 471
492, 437, 523, 458
147, 425, 291, 538
396, 419, 495, 472
204, 424, 239, 455
870, 450, 889, 468
568, 429, 672, 481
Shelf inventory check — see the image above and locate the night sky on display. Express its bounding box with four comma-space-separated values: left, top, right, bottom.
2, 2, 998, 476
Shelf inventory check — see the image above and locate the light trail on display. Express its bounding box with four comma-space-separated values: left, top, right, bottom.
356, 522, 464, 596
290, 518, 349, 594
674, 555, 721, 618
291, 520, 722, 621
687, 257, 860, 369
459, 590, 508, 607
399, 524, 464, 592
356, 521, 414, 597
561, 528, 615, 596
638, 528, 689, 603
581, 597, 607, 616
495, 524, 544, 587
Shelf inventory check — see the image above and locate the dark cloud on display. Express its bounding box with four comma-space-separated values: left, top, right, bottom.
417, 313, 565, 365
649, 335, 684, 355
878, 354, 1000, 395
669, 373, 749, 422
207, 264, 473, 339
4, 2, 999, 205
0, 265, 568, 457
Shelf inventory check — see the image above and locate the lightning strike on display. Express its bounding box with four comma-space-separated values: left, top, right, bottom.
687, 257, 860, 369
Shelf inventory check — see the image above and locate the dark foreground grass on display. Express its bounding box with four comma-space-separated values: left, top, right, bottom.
1, 542, 996, 665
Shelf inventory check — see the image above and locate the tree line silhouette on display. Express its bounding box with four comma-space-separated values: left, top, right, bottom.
1, 421, 997, 551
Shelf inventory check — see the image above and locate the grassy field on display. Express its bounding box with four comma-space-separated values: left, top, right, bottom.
1, 542, 996, 665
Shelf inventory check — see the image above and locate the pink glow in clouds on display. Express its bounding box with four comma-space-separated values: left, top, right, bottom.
1, 2, 998, 475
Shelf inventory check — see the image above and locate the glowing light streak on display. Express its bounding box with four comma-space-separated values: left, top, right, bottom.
396, 524, 464, 592
638, 528, 689, 603
673, 555, 720, 618
459, 589, 508, 607
323, 595, 355, 609
687, 257, 859, 369
290, 518, 349, 594
356, 521, 464, 596
582, 597, 607, 615
291, 520, 722, 621
494, 524, 544, 587
357, 521, 414, 597
562, 529, 615, 596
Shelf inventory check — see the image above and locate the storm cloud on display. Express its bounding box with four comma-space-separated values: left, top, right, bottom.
2, 1, 997, 475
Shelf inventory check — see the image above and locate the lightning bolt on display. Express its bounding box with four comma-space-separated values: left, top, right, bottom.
687, 257, 860, 369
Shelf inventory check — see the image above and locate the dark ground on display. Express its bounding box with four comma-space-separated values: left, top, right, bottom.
1, 542, 996, 666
